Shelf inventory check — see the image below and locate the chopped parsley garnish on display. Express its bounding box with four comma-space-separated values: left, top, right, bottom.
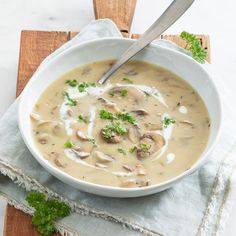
26, 192, 70, 236
180, 31, 207, 63
109, 91, 115, 97
65, 79, 78, 87
63, 92, 77, 106
118, 147, 126, 155
101, 122, 127, 139
64, 140, 74, 148
78, 82, 96, 92
99, 109, 114, 120
139, 143, 151, 151
116, 111, 136, 124
120, 89, 128, 97
163, 116, 176, 128
122, 77, 133, 84
78, 114, 90, 124
89, 138, 96, 145
129, 146, 137, 153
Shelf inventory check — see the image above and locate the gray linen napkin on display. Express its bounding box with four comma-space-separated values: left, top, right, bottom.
1, 19, 236, 236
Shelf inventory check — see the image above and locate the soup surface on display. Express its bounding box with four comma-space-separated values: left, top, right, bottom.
31, 60, 210, 188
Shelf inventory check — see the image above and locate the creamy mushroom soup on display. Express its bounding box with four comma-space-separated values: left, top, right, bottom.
31, 60, 210, 188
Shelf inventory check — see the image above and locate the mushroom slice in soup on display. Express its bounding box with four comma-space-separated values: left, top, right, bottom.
76, 131, 91, 141
131, 109, 149, 116
123, 165, 134, 172
71, 149, 90, 159
52, 122, 66, 137
109, 86, 145, 101
136, 164, 146, 176
30, 113, 41, 121
128, 125, 141, 143
137, 131, 165, 159
120, 179, 136, 188
95, 151, 114, 163
95, 163, 108, 168
97, 97, 120, 112
37, 133, 51, 145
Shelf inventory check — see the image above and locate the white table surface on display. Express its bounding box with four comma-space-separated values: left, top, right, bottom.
0, 0, 236, 235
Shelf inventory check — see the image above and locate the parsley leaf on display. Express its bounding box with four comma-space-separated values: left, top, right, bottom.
78, 114, 90, 124
180, 31, 207, 63
101, 122, 127, 139
109, 91, 115, 97
64, 140, 74, 148
78, 82, 96, 92
99, 109, 114, 120
63, 92, 77, 106
116, 111, 136, 124
122, 77, 133, 84
26, 192, 70, 236
129, 146, 137, 153
89, 138, 96, 145
162, 116, 176, 128
120, 89, 128, 97
139, 143, 151, 151
118, 147, 126, 155
65, 79, 78, 87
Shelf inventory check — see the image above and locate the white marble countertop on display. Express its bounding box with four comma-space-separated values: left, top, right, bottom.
0, 0, 236, 235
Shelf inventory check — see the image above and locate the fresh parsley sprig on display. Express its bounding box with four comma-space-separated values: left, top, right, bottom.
99, 109, 114, 120
101, 122, 127, 139
162, 116, 176, 128
116, 111, 136, 124
180, 31, 207, 63
78, 114, 90, 124
63, 92, 77, 106
26, 192, 71, 236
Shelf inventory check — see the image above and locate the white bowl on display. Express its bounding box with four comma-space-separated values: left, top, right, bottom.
19, 38, 222, 198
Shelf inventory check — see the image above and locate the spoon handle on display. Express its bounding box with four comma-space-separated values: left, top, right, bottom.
98, 0, 194, 85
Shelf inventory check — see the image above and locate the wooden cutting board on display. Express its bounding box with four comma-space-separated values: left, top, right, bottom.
4, 0, 210, 235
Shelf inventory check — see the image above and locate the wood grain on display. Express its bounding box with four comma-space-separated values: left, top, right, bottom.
16, 31, 70, 97
93, 0, 137, 37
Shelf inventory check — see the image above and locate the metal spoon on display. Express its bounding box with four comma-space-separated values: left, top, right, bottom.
98, 0, 194, 85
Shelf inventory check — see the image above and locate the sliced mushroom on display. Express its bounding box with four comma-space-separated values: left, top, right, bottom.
98, 98, 120, 112
38, 133, 51, 145
136, 164, 146, 176
137, 131, 165, 159
54, 158, 65, 168
137, 180, 150, 187
128, 125, 141, 143
120, 179, 136, 188
95, 163, 108, 168
76, 131, 91, 141
122, 165, 134, 172
179, 120, 194, 128
71, 149, 90, 159
100, 129, 121, 144
67, 109, 73, 117
131, 109, 148, 116
53, 123, 66, 137
144, 122, 162, 131
30, 113, 41, 121
109, 86, 145, 101
95, 151, 114, 163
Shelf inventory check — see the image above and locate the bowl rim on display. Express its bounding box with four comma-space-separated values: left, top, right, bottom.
18, 37, 222, 194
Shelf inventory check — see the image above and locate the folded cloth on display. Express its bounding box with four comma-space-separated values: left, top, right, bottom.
1, 19, 236, 236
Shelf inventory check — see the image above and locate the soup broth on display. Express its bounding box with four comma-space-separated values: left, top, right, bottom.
31, 60, 210, 188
